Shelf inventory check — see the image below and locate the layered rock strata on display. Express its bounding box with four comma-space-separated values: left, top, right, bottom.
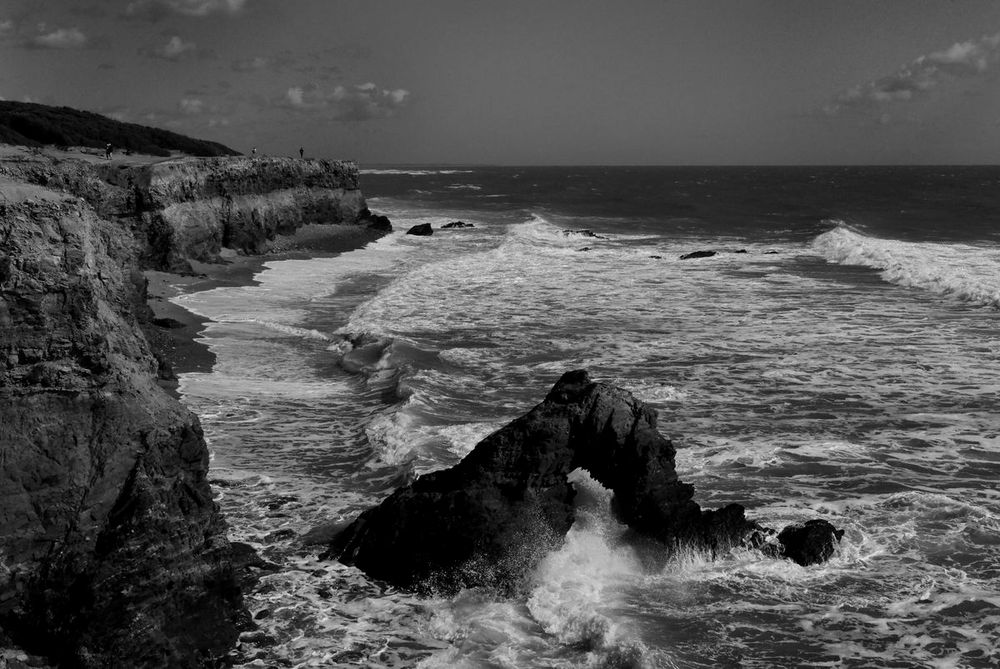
327, 370, 843, 593
0, 153, 374, 271
0, 154, 379, 666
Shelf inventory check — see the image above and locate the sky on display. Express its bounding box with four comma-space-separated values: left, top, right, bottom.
2, 0, 1000, 165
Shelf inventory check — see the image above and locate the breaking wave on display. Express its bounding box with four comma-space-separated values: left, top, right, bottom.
813, 222, 1000, 308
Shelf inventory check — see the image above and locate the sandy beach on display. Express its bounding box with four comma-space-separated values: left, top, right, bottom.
144, 222, 386, 385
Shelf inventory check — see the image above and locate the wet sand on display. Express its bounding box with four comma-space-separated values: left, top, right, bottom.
145, 224, 387, 386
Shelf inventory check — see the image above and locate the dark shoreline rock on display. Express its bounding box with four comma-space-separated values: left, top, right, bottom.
442, 220, 474, 229
679, 249, 749, 260
325, 370, 843, 593
406, 223, 433, 236
680, 250, 717, 260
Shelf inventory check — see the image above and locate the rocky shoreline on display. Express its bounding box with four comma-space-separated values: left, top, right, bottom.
0, 146, 386, 668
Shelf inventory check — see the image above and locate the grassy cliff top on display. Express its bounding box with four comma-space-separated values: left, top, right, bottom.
0, 101, 238, 157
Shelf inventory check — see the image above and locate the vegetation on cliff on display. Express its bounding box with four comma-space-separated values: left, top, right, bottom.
0, 101, 238, 157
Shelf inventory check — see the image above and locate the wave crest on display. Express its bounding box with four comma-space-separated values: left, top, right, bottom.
813, 222, 1000, 307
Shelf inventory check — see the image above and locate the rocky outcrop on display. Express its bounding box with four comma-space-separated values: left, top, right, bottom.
680, 250, 717, 260
679, 249, 748, 260
326, 371, 842, 593
0, 153, 378, 272
442, 221, 474, 229
562, 229, 608, 240
406, 223, 433, 236
358, 208, 392, 232
777, 519, 845, 565
0, 190, 246, 667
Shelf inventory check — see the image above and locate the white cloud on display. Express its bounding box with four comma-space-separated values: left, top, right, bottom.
279, 82, 410, 121
31, 26, 88, 49
179, 97, 205, 114
159, 35, 196, 59
827, 32, 1000, 116
0, 19, 14, 35
285, 86, 306, 107
127, 0, 247, 17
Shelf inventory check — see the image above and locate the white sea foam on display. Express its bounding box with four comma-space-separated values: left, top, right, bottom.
813, 222, 1000, 307
173, 193, 1000, 668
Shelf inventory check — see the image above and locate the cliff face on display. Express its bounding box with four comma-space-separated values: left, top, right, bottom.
0, 153, 373, 667
0, 154, 370, 271
0, 188, 244, 666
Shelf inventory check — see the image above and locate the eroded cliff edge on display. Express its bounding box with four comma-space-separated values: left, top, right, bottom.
0, 153, 379, 667
0, 152, 377, 271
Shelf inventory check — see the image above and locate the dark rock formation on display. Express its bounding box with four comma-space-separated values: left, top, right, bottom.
359, 208, 392, 232
680, 249, 748, 260
442, 221, 474, 229
562, 229, 607, 240
0, 189, 247, 665
680, 250, 717, 260
778, 520, 845, 566
406, 223, 433, 236
326, 371, 843, 593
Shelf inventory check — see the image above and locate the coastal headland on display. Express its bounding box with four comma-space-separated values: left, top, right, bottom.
0, 144, 386, 668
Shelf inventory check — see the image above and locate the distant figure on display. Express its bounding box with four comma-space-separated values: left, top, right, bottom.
299, 146, 304, 159
251, 147, 257, 157
105, 143, 112, 160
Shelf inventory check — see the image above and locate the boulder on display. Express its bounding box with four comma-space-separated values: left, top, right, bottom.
778, 519, 845, 566
680, 250, 717, 260
406, 223, 433, 236
326, 371, 842, 593
442, 221, 474, 229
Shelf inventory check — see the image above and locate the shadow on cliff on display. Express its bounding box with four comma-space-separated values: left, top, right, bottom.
323, 370, 844, 595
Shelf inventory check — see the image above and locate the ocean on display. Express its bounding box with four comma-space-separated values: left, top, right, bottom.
173, 166, 1000, 668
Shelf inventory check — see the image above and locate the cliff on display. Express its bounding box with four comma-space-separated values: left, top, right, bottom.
0, 152, 379, 667
0, 152, 374, 271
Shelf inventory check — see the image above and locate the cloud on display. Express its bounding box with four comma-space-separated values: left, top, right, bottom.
126, 0, 247, 18
141, 34, 197, 60
278, 82, 410, 121
30, 25, 88, 49
0, 19, 14, 36
826, 32, 1000, 115
179, 97, 205, 114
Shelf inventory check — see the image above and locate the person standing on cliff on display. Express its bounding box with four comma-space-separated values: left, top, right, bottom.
251, 147, 257, 157
105, 143, 112, 160
299, 147, 304, 159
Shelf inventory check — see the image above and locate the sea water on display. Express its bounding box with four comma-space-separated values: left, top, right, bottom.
174, 166, 1000, 668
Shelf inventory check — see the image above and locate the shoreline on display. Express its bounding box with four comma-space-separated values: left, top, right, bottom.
144, 223, 389, 393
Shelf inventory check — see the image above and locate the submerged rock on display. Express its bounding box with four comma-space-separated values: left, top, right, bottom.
325, 370, 843, 593
679, 250, 717, 260
406, 223, 433, 236
442, 220, 474, 229
562, 228, 608, 239
679, 249, 748, 260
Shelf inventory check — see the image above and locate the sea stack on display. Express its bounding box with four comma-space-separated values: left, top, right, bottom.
325, 370, 843, 593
